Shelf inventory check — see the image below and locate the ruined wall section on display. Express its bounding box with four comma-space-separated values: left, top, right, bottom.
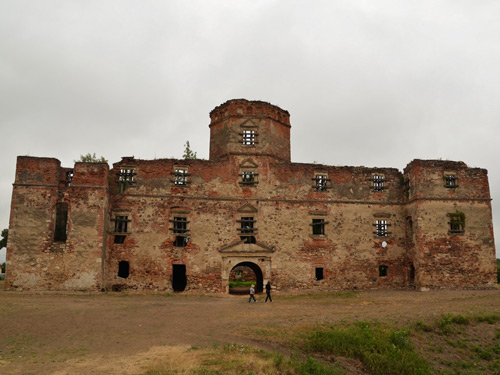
6, 157, 109, 291
404, 160, 496, 289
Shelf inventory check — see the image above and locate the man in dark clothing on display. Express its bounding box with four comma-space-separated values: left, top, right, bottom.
265, 281, 272, 302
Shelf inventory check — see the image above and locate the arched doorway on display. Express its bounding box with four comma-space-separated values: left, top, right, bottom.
229, 262, 263, 295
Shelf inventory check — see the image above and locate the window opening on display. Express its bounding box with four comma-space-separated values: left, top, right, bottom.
118, 168, 136, 193
240, 171, 256, 185
65, 170, 74, 187
171, 216, 189, 247
311, 218, 325, 235
372, 175, 385, 191
315, 267, 324, 281
379, 265, 388, 277
444, 174, 458, 188
374, 220, 390, 237
448, 212, 465, 233
242, 130, 256, 146
239, 216, 256, 244
118, 261, 129, 278
313, 174, 329, 191
174, 168, 188, 186
113, 215, 129, 244
54, 202, 68, 242
172, 264, 187, 292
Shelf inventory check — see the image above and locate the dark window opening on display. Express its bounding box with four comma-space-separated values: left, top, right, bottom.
174, 169, 188, 186
118, 261, 130, 278
311, 218, 326, 235
118, 168, 136, 193
448, 213, 465, 233
113, 215, 129, 244
404, 178, 410, 196
171, 216, 189, 247
65, 170, 74, 187
444, 174, 458, 188
172, 264, 187, 292
379, 265, 388, 277
372, 175, 385, 191
54, 202, 68, 242
240, 171, 256, 185
313, 174, 329, 191
114, 235, 126, 244
239, 216, 256, 244
242, 130, 256, 146
315, 267, 324, 281
374, 220, 390, 237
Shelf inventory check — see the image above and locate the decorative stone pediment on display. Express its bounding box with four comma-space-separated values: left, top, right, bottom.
237, 203, 258, 213
239, 119, 258, 128
239, 159, 258, 169
218, 240, 274, 254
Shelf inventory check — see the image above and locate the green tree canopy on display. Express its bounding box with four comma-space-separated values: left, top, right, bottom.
183, 141, 197, 160
75, 153, 108, 163
0, 228, 7, 249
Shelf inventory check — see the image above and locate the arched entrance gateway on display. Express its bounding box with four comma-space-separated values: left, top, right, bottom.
229, 261, 263, 294
219, 241, 274, 294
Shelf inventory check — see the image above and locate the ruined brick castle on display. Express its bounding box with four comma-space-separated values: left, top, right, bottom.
5, 99, 497, 292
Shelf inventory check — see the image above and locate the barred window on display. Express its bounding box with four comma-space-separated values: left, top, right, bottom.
113, 215, 130, 244
313, 174, 329, 191
170, 216, 190, 247
238, 216, 256, 244
372, 175, 385, 191
448, 212, 465, 233
174, 169, 188, 186
444, 174, 458, 188
311, 218, 326, 235
374, 220, 390, 237
118, 168, 136, 193
240, 171, 257, 185
242, 130, 256, 146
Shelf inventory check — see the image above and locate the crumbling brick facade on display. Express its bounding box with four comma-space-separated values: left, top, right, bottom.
5, 99, 497, 292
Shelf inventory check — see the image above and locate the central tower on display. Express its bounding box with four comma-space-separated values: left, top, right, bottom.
208, 99, 291, 162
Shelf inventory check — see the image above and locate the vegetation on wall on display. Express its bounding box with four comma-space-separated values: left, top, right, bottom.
75, 153, 108, 163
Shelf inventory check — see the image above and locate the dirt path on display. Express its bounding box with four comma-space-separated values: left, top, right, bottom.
1, 289, 499, 374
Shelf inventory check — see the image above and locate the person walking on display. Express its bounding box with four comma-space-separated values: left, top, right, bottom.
249, 284, 257, 302
265, 281, 272, 302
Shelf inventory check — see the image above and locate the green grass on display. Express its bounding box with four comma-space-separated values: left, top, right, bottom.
302, 321, 431, 375
228, 281, 253, 288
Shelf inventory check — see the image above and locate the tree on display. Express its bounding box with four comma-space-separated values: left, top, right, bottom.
0, 228, 7, 249
75, 153, 108, 163
183, 141, 197, 160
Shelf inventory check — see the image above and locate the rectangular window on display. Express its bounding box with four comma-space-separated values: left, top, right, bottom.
172, 216, 189, 247
444, 173, 458, 188
113, 215, 129, 244
379, 265, 388, 277
118, 168, 136, 193
311, 218, 325, 235
240, 171, 256, 185
372, 175, 385, 191
65, 170, 74, 187
174, 168, 188, 186
313, 174, 329, 191
374, 220, 389, 237
242, 130, 256, 146
239, 217, 256, 244
448, 212, 465, 233
315, 267, 324, 281
54, 202, 68, 242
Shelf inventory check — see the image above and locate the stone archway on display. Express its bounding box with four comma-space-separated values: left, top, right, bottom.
229, 261, 264, 294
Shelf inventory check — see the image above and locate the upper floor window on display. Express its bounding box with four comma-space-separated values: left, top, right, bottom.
374, 220, 390, 237
372, 174, 385, 191
170, 216, 190, 247
239, 171, 258, 185
242, 130, 256, 146
118, 168, 136, 193
312, 173, 329, 191
238, 216, 256, 244
65, 170, 74, 187
113, 215, 130, 244
173, 168, 189, 186
448, 212, 465, 234
444, 173, 458, 189
311, 218, 326, 235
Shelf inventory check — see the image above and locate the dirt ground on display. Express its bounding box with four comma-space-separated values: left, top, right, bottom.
1, 288, 499, 374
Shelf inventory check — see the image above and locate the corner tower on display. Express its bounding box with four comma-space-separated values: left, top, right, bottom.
209, 99, 291, 162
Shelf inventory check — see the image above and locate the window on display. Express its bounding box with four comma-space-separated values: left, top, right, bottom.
374, 220, 390, 237
379, 265, 388, 277
113, 215, 130, 244
240, 171, 257, 185
118, 261, 130, 278
372, 174, 385, 191
65, 170, 74, 187
242, 130, 256, 146
54, 202, 68, 242
404, 176, 410, 196
311, 218, 326, 236
238, 216, 256, 244
444, 173, 458, 188
174, 168, 189, 186
118, 168, 136, 193
313, 173, 329, 191
171, 216, 189, 247
315, 267, 324, 281
448, 212, 465, 233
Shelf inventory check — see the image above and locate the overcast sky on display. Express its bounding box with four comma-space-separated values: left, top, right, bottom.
1, 0, 500, 264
